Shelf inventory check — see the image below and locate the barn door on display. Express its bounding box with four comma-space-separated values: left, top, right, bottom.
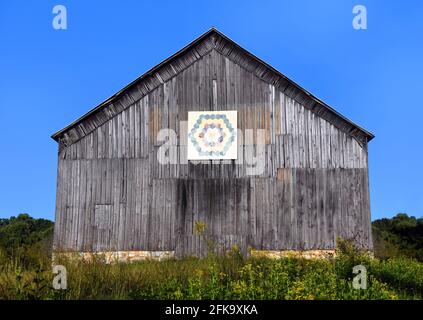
94, 204, 113, 251
174, 178, 248, 258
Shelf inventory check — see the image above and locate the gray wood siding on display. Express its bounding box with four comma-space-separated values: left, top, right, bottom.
53, 49, 372, 255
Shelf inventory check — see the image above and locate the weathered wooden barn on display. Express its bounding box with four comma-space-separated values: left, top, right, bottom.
52, 28, 374, 260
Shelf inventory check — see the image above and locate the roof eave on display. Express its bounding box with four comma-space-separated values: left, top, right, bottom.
51, 28, 220, 142
51, 27, 375, 143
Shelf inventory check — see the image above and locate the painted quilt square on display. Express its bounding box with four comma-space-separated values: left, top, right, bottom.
187, 111, 237, 160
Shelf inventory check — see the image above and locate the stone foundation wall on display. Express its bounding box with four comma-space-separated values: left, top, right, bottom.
250, 249, 337, 259
53, 250, 175, 264
54, 248, 373, 263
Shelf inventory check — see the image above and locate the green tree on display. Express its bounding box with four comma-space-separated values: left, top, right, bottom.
0, 214, 54, 254
372, 213, 423, 261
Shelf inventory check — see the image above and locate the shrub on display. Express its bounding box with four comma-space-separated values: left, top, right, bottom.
370, 257, 423, 298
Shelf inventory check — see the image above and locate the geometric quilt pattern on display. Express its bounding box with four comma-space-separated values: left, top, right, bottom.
187, 111, 237, 160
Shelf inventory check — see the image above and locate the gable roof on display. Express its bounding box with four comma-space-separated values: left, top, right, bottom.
52, 27, 374, 147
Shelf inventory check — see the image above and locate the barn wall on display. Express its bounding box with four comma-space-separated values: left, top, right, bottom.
54, 49, 372, 255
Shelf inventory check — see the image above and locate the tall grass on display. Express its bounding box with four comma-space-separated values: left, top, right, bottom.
0, 242, 421, 300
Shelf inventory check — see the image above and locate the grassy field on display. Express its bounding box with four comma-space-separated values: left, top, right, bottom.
0, 214, 422, 300
0, 239, 422, 300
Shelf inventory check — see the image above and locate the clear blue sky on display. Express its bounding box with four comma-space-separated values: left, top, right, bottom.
0, 1, 422, 221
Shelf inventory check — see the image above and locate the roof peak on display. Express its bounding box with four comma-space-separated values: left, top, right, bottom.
52, 28, 373, 146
